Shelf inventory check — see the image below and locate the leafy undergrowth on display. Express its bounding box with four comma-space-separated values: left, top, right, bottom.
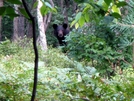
0, 40, 134, 101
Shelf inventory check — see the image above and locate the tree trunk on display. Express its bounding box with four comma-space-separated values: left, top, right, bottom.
72, 1, 77, 12
37, 0, 48, 50
0, 0, 3, 41
37, 0, 54, 50
13, 17, 25, 41
13, 16, 19, 41
64, 0, 69, 24
60, 0, 64, 12
18, 16, 25, 38
12, 5, 25, 42
26, 21, 33, 38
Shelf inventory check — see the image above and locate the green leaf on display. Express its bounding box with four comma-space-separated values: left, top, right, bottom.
7, 14, 19, 19
51, 8, 57, 13
75, 12, 82, 21
19, 8, 30, 19
78, 16, 85, 27
84, 12, 89, 22
45, 2, 52, 9
86, 66, 97, 75
83, 4, 91, 13
0, 7, 6, 15
76, 63, 85, 72
71, 20, 77, 27
74, 0, 87, 3
112, 5, 121, 14
6, 0, 22, 5
40, 5, 47, 16
5, 7, 16, 14
97, 0, 104, 6
104, 0, 112, 6
102, 1, 109, 11
33, 1, 38, 9
75, 23, 79, 29
5, 7, 19, 19
116, 1, 127, 7
111, 12, 121, 18
94, 87, 101, 95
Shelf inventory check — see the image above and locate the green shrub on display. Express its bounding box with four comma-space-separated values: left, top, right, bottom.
0, 40, 134, 101
65, 26, 132, 77
0, 57, 33, 100
41, 48, 75, 68
66, 30, 116, 76
0, 40, 20, 56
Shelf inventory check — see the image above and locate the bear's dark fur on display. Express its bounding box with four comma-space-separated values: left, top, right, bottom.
53, 23, 70, 45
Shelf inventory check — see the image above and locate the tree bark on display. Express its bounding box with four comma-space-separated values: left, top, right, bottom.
13, 16, 19, 41
72, 1, 77, 12
60, 0, 64, 12
27, 21, 33, 38
37, 0, 54, 50
0, 0, 3, 41
18, 16, 25, 38
12, 5, 25, 42
37, 0, 48, 50
13, 17, 25, 41
64, 0, 69, 24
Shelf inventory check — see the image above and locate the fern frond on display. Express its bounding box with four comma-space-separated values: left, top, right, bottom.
111, 0, 134, 36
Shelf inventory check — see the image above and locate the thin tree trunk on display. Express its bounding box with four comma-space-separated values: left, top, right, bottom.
21, 0, 38, 101
0, 0, 3, 41
26, 0, 36, 38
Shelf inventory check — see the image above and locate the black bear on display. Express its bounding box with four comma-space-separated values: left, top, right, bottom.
53, 23, 70, 45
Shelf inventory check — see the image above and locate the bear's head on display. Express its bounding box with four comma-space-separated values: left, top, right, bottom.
53, 23, 68, 38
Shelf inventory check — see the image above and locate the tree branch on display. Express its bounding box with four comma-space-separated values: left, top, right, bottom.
43, 0, 54, 30
21, 0, 38, 101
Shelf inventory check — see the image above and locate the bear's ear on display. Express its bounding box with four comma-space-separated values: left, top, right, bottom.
63, 23, 68, 29
53, 24, 58, 29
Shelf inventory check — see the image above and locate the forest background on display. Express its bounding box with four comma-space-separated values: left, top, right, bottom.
0, 0, 134, 101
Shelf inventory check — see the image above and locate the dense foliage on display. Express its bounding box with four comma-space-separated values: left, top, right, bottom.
65, 23, 132, 77
2, 16, 13, 40
1, 0, 134, 100
0, 40, 134, 100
